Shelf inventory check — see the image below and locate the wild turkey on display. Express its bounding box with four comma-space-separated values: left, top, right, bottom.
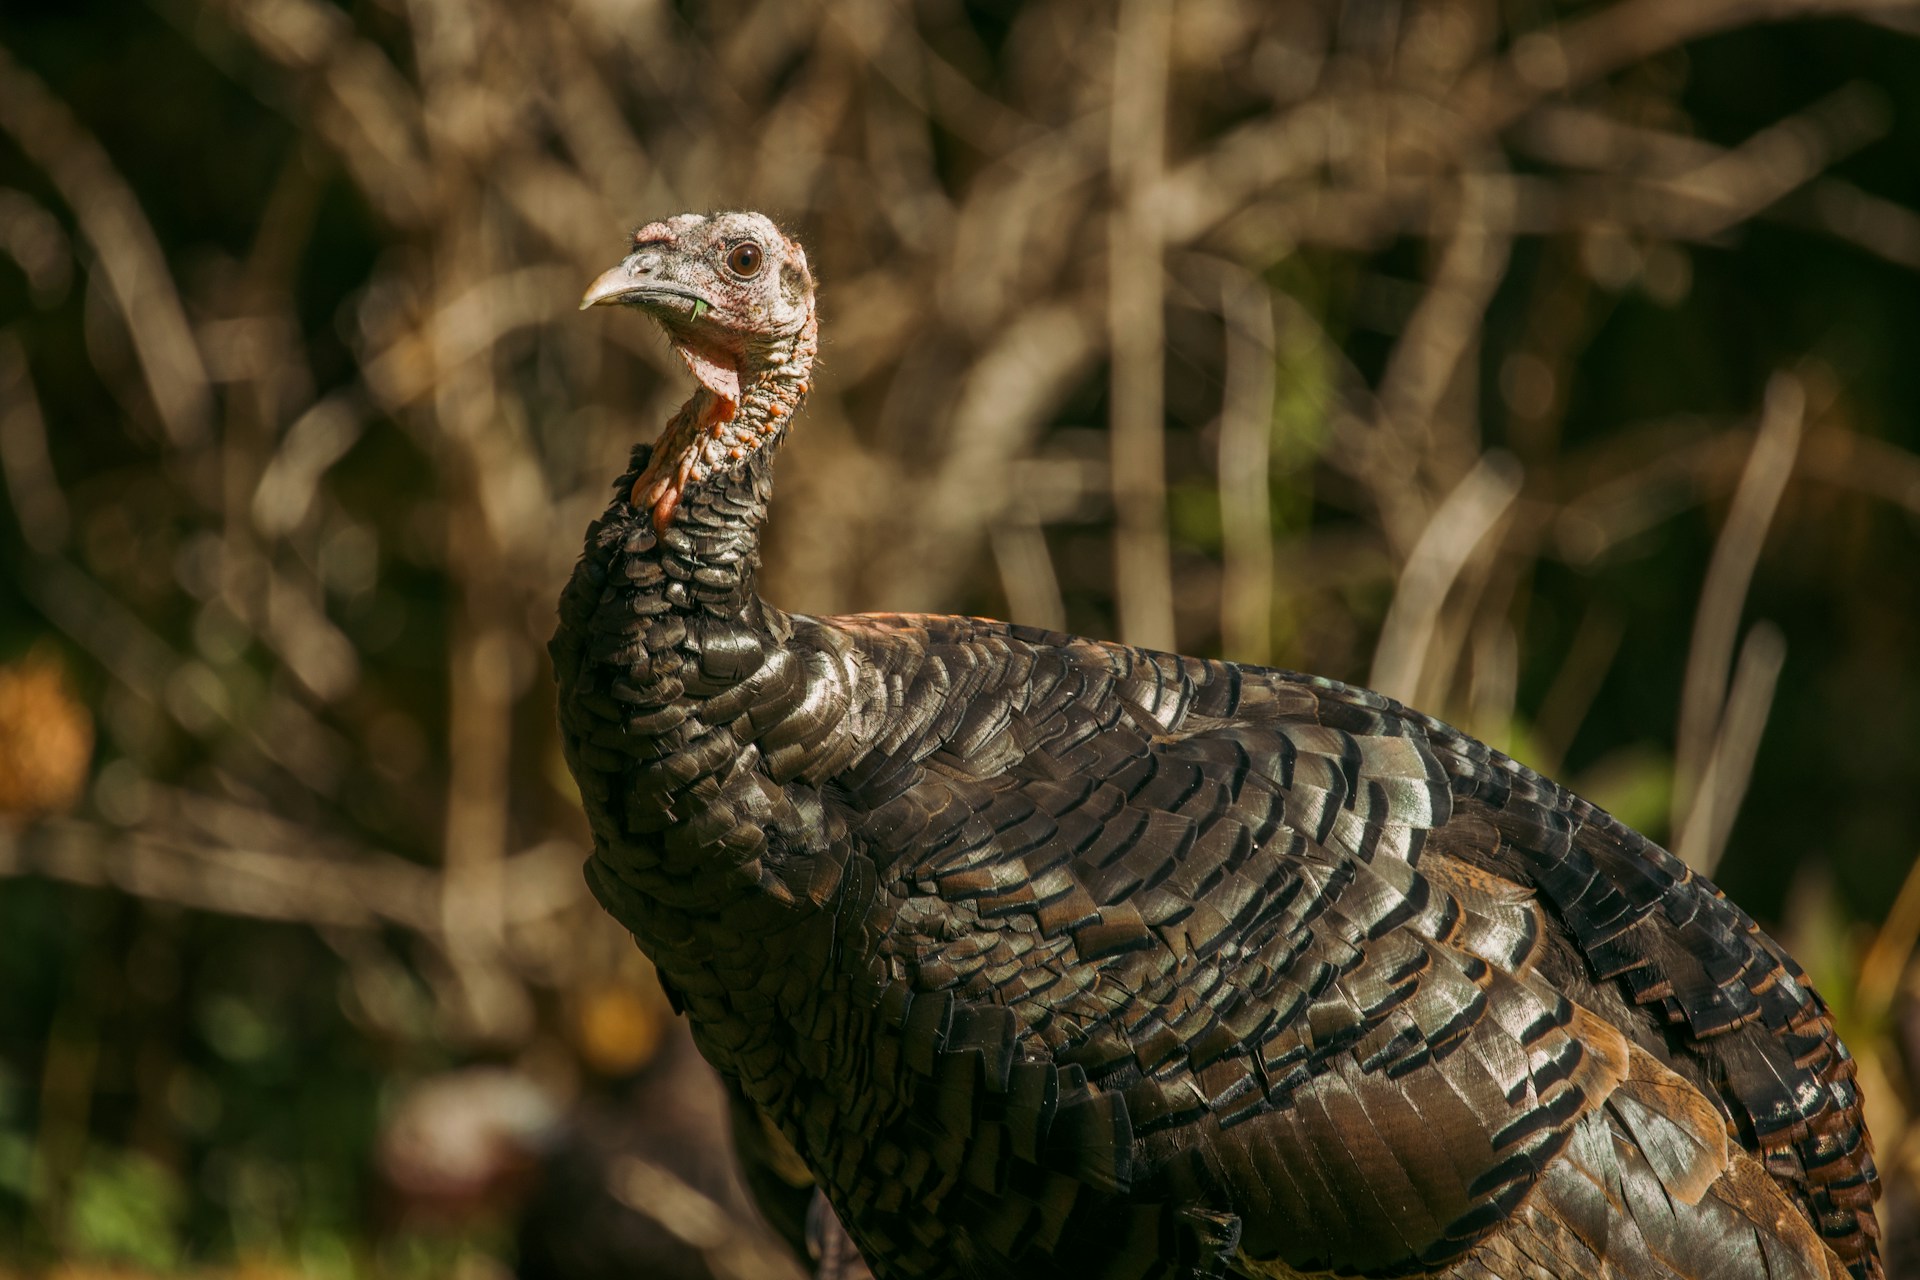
553, 210, 1879, 1280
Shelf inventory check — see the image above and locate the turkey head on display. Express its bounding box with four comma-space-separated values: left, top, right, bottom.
581, 211, 817, 532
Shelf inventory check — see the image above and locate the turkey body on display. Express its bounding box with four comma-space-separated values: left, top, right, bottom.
556, 212, 1878, 1280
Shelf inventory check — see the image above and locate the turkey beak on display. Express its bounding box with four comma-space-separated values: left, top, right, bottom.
580, 257, 646, 310
579, 256, 712, 322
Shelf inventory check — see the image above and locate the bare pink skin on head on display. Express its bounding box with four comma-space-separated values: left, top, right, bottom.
580, 212, 817, 533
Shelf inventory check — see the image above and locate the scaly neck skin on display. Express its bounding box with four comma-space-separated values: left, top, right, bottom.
630, 310, 817, 541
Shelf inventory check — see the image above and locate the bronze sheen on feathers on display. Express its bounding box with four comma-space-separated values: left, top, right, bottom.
555, 211, 1879, 1280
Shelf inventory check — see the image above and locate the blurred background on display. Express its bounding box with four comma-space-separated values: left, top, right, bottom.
1, 0, 1919, 1275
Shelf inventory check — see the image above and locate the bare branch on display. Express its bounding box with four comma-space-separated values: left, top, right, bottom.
990, 510, 1067, 633
1673, 374, 1804, 838
1108, 0, 1176, 650
1217, 272, 1277, 665
0, 44, 211, 447
870, 302, 1099, 610
0, 813, 585, 937
1677, 621, 1789, 874
0, 333, 68, 553
1370, 452, 1524, 704
1370, 173, 1515, 555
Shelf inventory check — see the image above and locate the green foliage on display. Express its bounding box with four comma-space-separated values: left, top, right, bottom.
70, 1152, 184, 1272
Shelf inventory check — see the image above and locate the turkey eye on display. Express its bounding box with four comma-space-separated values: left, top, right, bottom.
727, 242, 763, 276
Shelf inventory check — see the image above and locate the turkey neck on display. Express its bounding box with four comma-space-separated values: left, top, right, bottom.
555, 312, 853, 1046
